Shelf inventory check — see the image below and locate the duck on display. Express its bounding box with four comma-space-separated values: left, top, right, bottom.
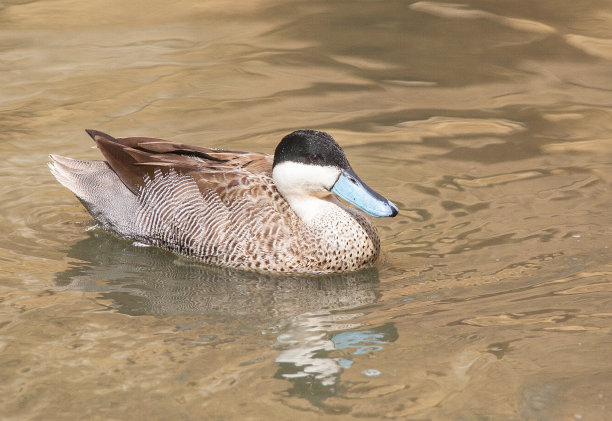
49, 129, 398, 273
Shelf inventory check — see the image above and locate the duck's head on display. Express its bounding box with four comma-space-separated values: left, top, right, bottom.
272, 130, 398, 218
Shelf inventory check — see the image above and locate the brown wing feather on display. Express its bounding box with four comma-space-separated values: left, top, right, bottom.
86, 129, 274, 195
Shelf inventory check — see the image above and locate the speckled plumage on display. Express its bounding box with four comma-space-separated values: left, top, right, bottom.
49, 130, 384, 273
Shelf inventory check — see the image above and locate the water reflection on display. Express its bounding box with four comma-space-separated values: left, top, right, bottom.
54, 231, 380, 321
54, 231, 399, 404
275, 318, 397, 407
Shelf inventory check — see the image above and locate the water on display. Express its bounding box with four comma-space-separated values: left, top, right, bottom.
1, 0, 611, 419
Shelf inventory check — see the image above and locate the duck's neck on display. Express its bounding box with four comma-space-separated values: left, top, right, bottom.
284, 194, 344, 225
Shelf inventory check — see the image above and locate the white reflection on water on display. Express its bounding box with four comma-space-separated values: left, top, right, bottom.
274, 311, 398, 406
275, 312, 363, 387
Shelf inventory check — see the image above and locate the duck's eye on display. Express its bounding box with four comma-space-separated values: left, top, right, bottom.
309, 153, 319, 162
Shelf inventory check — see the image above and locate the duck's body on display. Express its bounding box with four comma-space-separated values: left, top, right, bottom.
49, 130, 397, 273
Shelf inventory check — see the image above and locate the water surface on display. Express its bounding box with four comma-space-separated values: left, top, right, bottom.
1, 0, 611, 419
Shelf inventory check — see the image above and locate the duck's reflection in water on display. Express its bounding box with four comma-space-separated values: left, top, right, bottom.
54, 231, 398, 404
274, 315, 398, 406
54, 231, 382, 319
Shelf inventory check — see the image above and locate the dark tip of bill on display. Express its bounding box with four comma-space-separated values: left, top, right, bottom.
390, 203, 399, 217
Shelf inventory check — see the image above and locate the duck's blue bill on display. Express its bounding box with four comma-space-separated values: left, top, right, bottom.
331, 168, 399, 217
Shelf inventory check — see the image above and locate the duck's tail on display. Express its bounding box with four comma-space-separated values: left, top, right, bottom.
48, 154, 139, 235
49, 154, 115, 202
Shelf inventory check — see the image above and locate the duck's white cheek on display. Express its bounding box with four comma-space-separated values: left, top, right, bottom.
273, 162, 340, 195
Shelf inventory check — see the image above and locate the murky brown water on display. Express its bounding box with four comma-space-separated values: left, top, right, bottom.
2, 0, 611, 419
